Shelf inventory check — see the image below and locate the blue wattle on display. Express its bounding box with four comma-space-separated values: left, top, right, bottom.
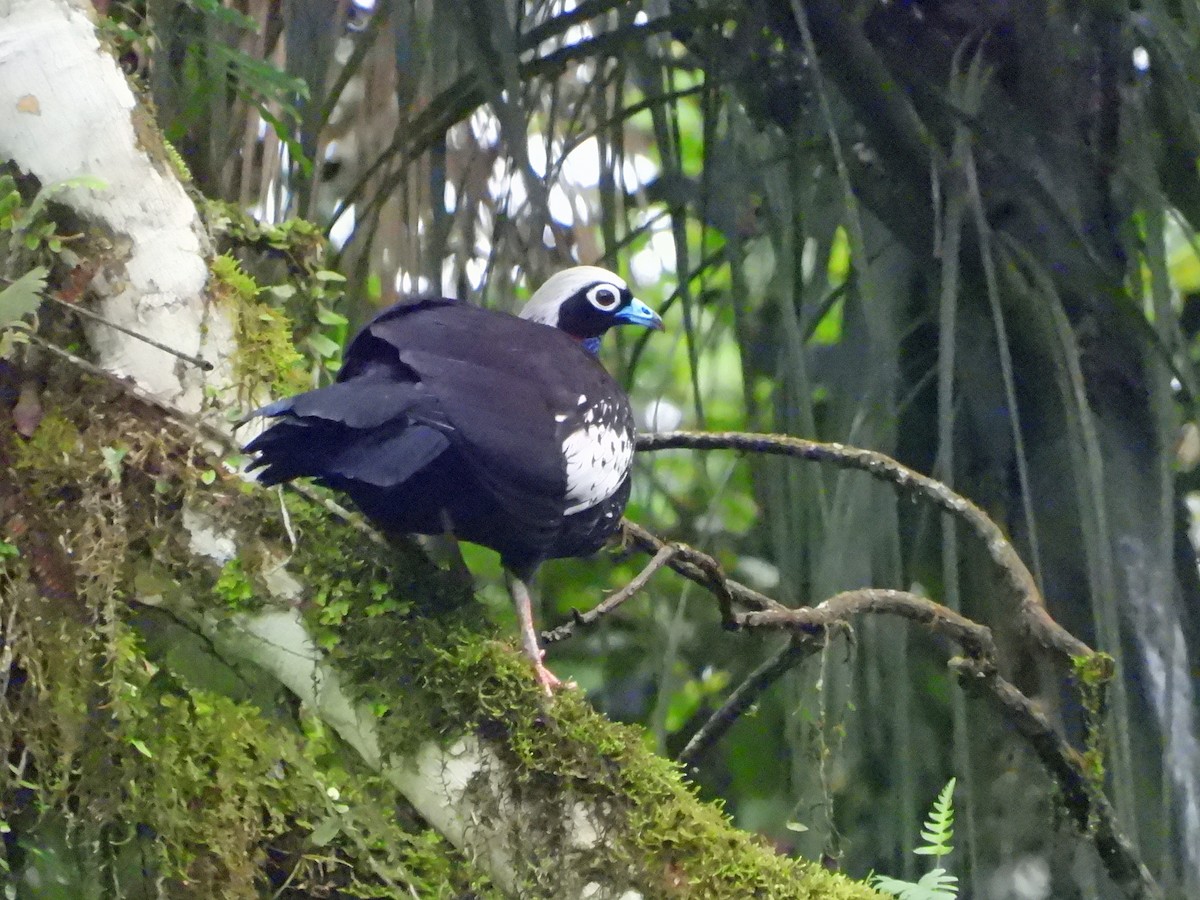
581, 337, 601, 355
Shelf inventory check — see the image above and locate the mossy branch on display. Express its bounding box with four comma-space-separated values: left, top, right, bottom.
1, 382, 886, 898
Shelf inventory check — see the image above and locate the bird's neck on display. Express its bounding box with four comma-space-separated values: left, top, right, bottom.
577, 336, 601, 355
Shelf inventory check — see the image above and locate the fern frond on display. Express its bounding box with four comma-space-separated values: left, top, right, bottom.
872, 778, 959, 898
917, 867, 959, 896
913, 777, 955, 857
871, 869, 957, 900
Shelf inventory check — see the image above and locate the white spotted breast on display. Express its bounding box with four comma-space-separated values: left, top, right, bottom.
560, 416, 634, 515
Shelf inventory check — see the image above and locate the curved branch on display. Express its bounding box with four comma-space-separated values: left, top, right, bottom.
636, 430, 1093, 663
956, 662, 1161, 900
736, 588, 997, 663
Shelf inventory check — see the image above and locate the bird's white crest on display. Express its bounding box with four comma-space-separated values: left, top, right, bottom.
519, 266, 628, 326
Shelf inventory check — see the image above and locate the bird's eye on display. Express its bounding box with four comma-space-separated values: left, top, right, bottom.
587, 284, 620, 311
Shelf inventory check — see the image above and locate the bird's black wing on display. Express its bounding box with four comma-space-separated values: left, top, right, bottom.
356, 301, 602, 536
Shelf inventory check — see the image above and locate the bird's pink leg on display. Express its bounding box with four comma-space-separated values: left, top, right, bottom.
507, 574, 563, 696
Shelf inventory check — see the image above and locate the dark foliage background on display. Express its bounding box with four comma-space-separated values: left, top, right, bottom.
111, 0, 1200, 895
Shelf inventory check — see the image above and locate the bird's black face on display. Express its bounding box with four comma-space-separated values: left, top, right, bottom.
554, 281, 664, 341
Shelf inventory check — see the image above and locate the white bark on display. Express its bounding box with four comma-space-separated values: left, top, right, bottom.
0, 0, 232, 412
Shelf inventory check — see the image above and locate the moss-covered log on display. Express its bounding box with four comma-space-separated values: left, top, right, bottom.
1, 382, 881, 898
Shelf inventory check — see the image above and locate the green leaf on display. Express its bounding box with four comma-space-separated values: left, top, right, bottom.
872, 778, 959, 897
0, 266, 47, 323
314, 270, 347, 283
0, 189, 22, 220
305, 332, 342, 358
128, 737, 153, 758
24, 175, 107, 221
913, 777, 956, 858
309, 816, 342, 847
315, 304, 348, 326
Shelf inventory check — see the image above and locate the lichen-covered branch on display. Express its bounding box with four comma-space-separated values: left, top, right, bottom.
636, 430, 1093, 663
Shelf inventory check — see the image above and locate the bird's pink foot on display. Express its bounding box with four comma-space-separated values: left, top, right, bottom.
533, 659, 563, 696
528, 648, 577, 696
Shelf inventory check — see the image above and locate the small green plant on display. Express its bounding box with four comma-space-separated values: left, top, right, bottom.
0, 266, 46, 359
214, 557, 257, 610
1, 173, 105, 255
0, 172, 107, 358
872, 778, 958, 899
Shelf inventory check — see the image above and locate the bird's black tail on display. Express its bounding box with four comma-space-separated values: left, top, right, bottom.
243, 378, 451, 490
243, 416, 335, 486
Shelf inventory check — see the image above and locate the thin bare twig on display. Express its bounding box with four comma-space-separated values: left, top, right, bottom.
621, 519, 787, 615
542, 543, 678, 643
674, 542, 735, 626
46, 294, 214, 371
679, 637, 816, 767
27, 334, 227, 445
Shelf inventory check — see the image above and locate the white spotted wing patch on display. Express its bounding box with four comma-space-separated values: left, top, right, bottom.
561, 422, 633, 515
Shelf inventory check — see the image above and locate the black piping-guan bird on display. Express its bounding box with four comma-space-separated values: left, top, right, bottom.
244, 266, 663, 692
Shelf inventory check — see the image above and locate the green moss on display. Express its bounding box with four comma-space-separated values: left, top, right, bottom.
161, 137, 193, 183
11, 411, 81, 471
1071, 651, 1115, 689
205, 202, 349, 382
206, 200, 325, 264
1072, 651, 1115, 811
2, 393, 498, 898
210, 253, 306, 401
